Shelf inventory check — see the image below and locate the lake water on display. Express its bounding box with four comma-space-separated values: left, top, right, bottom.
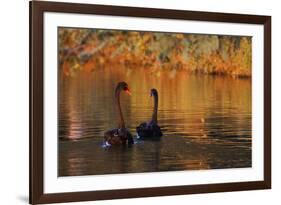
58, 67, 251, 176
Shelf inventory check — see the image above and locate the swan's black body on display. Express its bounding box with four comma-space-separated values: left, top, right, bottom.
104, 127, 134, 145
104, 82, 134, 146
137, 121, 162, 139
136, 89, 163, 139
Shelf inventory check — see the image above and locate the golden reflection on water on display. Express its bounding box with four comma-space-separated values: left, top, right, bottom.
59, 67, 251, 176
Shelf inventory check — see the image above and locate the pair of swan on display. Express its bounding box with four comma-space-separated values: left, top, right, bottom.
104, 82, 162, 146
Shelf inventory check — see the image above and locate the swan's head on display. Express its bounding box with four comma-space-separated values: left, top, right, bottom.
150, 88, 158, 97
117, 82, 131, 95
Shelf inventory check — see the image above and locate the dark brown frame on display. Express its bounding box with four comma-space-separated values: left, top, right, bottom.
30, 1, 271, 204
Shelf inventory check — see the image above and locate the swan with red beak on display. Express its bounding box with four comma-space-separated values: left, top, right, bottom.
104, 82, 134, 146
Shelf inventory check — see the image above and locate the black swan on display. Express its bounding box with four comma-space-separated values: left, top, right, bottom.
136, 88, 163, 139
104, 82, 134, 146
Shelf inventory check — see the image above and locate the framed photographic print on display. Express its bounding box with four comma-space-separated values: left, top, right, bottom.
30, 0, 271, 204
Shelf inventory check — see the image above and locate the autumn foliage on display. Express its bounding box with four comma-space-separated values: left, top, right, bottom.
58, 28, 252, 78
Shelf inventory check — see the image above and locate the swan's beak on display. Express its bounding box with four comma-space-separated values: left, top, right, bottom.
125, 88, 131, 96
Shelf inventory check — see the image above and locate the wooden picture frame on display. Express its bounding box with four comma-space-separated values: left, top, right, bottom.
30, 1, 271, 204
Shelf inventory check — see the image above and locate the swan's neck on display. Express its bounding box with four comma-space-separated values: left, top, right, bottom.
115, 88, 125, 128
151, 93, 158, 123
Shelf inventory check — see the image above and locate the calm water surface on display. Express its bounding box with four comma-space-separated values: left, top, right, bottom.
59, 68, 251, 176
